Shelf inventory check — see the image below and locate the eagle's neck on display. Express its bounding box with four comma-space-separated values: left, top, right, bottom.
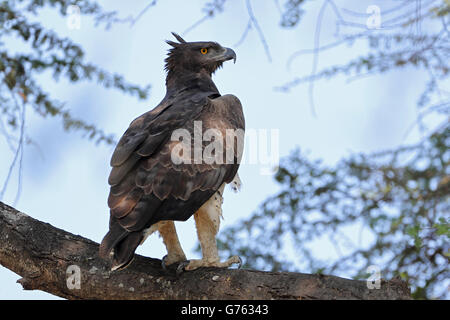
165, 69, 220, 97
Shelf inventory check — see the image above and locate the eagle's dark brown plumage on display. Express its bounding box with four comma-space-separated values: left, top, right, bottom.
99, 33, 245, 271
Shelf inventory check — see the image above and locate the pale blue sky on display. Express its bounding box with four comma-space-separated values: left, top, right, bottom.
0, 0, 439, 299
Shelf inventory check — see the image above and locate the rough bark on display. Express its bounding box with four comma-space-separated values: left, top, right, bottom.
0, 201, 411, 300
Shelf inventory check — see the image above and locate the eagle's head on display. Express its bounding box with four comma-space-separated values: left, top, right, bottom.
165, 32, 236, 77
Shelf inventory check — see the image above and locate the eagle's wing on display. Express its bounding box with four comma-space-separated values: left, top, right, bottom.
100, 93, 244, 269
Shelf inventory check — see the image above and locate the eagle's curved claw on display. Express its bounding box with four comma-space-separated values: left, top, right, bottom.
161, 255, 169, 271
161, 251, 187, 271
236, 256, 242, 269
176, 260, 190, 276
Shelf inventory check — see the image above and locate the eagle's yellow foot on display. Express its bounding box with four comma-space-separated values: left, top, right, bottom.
161, 253, 187, 270
157, 221, 187, 270
176, 256, 242, 274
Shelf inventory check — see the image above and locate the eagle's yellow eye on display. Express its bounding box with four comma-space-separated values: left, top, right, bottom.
201, 48, 208, 54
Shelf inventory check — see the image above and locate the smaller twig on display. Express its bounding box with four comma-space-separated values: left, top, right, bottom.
13, 95, 25, 206
99, 1, 157, 28
286, 31, 371, 70
183, 15, 211, 36
0, 92, 26, 202
233, 18, 252, 47
329, 233, 344, 258
0, 117, 18, 152
306, 0, 329, 117
402, 100, 449, 142
273, 0, 282, 15
130, 0, 157, 27
340, 0, 413, 18
246, 0, 272, 63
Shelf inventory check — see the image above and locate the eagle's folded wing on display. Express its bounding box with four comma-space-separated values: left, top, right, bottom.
100, 94, 243, 266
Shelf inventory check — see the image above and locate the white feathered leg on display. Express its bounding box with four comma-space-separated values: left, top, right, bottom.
183, 183, 241, 271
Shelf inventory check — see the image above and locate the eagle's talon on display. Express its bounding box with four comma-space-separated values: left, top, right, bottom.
176, 260, 190, 276
161, 251, 187, 271
236, 256, 242, 269
161, 254, 169, 270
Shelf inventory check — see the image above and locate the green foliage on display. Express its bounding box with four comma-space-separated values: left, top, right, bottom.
276, 0, 450, 125
279, 0, 308, 28
218, 127, 449, 299
0, 0, 150, 146
218, 1, 449, 299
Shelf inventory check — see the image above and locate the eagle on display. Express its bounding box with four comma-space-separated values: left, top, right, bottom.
99, 33, 245, 272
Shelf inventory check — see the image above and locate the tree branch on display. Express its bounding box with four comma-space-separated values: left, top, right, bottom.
0, 201, 411, 300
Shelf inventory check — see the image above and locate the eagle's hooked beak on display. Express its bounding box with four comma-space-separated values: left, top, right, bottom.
220, 47, 237, 64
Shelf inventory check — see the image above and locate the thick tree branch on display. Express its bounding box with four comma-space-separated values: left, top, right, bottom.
0, 201, 411, 299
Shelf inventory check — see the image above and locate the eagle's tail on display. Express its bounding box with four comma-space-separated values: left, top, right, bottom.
99, 223, 143, 271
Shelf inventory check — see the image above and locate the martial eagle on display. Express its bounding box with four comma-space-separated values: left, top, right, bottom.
99, 33, 245, 272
